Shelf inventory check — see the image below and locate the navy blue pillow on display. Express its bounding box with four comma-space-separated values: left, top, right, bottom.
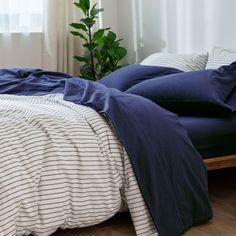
99, 64, 182, 91
126, 62, 236, 115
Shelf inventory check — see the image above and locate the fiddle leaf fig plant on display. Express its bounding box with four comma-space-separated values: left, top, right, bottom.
70, 0, 127, 81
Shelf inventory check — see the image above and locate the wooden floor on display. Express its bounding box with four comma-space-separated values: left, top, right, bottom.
53, 167, 236, 236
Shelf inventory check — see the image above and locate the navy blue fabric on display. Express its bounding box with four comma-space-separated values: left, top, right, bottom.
126, 62, 236, 115
0, 69, 212, 236
99, 64, 182, 91
226, 83, 236, 111
179, 113, 236, 158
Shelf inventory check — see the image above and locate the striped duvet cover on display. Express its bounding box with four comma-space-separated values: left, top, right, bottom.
0, 94, 157, 236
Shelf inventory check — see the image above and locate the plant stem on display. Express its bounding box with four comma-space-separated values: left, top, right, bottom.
88, 26, 96, 80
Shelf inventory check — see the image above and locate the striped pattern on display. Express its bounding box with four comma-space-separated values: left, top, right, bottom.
140, 52, 208, 71
206, 46, 236, 69
0, 94, 158, 236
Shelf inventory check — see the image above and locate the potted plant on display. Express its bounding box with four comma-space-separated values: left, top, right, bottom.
70, 0, 127, 81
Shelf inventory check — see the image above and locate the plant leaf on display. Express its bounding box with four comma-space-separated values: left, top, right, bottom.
107, 48, 116, 61
90, 5, 104, 17
116, 47, 127, 60
70, 31, 88, 41
83, 43, 97, 51
96, 37, 104, 47
81, 17, 95, 28
70, 23, 87, 32
74, 2, 86, 15
93, 29, 105, 41
74, 55, 90, 63
107, 31, 116, 41
80, 0, 90, 10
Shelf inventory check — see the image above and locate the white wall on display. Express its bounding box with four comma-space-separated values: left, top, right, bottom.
102, 0, 236, 63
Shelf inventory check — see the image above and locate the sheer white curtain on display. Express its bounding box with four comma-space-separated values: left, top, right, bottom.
116, 0, 236, 63
0, 0, 43, 33
0, 0, 82, 75
42, 0, 82, 75
0, 0, 43, 68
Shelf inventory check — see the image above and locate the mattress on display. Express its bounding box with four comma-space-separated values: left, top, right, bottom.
179, 113, 236, 158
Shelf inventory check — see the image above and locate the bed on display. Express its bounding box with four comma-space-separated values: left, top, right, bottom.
137, 47, 236, 171
0, 68, 212, 236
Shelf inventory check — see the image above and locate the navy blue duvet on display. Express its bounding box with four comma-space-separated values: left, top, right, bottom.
0, 68, 212, 236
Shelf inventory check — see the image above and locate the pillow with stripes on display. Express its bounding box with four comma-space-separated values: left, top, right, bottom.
206, 46, 236, 69
140, 52, 208, 72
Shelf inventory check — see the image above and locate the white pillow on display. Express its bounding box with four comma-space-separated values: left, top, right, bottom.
206, 46, 236, 69
140, 52, 208, 72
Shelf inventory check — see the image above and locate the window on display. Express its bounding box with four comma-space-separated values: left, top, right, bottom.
0, 0, 43, 33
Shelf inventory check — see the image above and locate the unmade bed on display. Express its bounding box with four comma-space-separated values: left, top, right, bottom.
0, 68, 212, 236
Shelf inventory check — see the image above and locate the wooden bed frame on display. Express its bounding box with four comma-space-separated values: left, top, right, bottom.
204, 154, 236, 170
204, 154, 236, 216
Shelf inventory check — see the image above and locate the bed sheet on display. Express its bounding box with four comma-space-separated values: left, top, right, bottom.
0, 94, 157, 236
179, 113, 236, 158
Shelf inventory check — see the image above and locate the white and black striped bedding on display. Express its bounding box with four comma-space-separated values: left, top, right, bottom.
205, 46, 236, 69
140, 52, 208, 71
0, 94, 157, 236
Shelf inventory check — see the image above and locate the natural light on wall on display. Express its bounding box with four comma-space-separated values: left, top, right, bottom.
0, 0, 43, 33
